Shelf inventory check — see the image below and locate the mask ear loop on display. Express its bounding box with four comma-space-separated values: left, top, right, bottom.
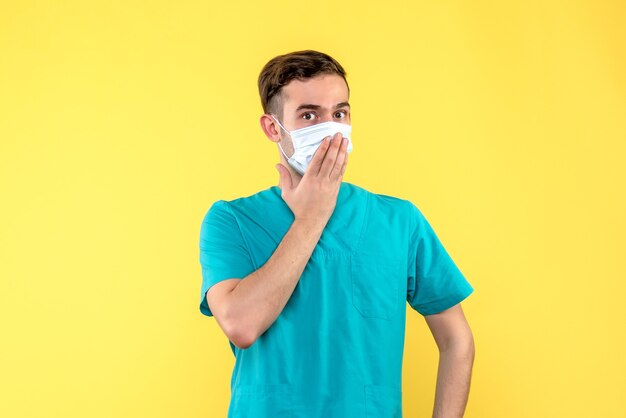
270, 114, 292, 160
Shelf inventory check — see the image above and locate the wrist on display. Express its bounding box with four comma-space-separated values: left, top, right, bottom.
292, 216, 328, 233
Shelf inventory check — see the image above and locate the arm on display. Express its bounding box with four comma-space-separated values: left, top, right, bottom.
207, 133, 349, 349
424, 303, 475, 418
207, 218, 325, 349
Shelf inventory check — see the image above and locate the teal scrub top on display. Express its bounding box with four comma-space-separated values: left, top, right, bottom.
199, 182, 474, 418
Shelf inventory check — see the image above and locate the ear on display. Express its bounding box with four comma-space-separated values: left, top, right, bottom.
260, 114, 281, 143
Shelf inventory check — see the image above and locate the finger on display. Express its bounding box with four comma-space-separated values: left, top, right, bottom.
276, 163, 293, 193
338, 147, 349, 180
330, 136, 349, 181
304, 136, 331, 177
318, 132, 342, 179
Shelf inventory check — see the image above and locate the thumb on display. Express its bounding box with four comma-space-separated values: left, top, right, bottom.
276, 163, 293, 193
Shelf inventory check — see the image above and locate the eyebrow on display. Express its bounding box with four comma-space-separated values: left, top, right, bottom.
295, 102, 351, 112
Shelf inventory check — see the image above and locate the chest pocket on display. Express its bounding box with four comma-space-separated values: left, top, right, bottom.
350, 254, 403, 321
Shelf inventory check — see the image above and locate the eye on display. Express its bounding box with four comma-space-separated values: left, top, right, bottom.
302, 112, 316, 121
334, 110, 347, 119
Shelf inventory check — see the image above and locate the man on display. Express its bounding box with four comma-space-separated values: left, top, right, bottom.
199, 50, 475, 418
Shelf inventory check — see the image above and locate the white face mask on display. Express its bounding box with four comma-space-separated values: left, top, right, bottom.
271, 115, 353, 175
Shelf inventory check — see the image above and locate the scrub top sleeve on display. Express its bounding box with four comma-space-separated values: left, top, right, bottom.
406, 202, 474, 316
198, 200, 255, 317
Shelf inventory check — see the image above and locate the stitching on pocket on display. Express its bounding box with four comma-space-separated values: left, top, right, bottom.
231, 384, 294, 417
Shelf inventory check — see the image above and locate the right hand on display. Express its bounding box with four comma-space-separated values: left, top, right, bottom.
275, 132, 349, 226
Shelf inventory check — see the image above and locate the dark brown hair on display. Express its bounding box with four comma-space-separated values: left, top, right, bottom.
258, 50, 349, 119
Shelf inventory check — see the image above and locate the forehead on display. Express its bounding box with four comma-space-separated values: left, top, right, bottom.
281, 74, 349, 112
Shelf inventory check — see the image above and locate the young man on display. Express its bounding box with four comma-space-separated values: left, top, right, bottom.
199, 50, 475, 418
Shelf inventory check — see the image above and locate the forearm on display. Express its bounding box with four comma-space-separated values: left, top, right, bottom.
225, 218, 326, 344
432, 341, 475, 418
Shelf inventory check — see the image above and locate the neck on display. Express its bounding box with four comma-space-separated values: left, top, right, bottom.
278, 154, 303, 188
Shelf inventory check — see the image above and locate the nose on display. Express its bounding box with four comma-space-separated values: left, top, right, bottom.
319, 111, 334, 123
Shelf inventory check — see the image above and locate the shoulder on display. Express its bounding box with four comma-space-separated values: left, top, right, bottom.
345, 182, 419, 214
204, 186, 278, 215
343, 183, 428, 235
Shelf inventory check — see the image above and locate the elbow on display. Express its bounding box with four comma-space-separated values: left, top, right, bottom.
228, 329, 256, 350
452, 334, 476, 363
221, 314, 259, 350
442, 332, 475, 360
205, 278, 261, 349
466, 334, 476, 363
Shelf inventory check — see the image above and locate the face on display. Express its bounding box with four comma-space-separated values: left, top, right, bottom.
261, 73, 351, 159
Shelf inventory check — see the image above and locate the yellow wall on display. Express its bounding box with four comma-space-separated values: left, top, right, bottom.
1, 1, 624, 417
